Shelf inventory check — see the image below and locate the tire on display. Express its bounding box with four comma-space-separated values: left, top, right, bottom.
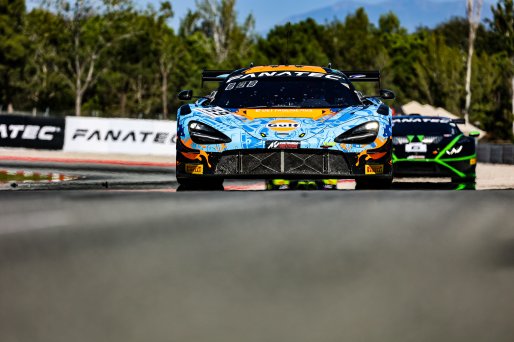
355, 178, 393, 190
451, 176, 476, 184
177, 178, 224, 191
266, 179, 292, 190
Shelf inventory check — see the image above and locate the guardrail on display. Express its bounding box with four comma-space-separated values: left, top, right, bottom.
477, 144, 514, 165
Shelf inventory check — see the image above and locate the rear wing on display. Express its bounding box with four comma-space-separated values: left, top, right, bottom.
202, 70, 233, 86
342, 70, 381, 88
201, 69, 382, 87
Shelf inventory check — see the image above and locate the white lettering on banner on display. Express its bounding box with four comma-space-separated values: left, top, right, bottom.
0, 124, 61, 140
38, 126, 60, 140
227, 72, 345, 83
21, 125, 39, 140
9, 125, 24, 139
393, 118, 453, 124
64, 117, 177, 156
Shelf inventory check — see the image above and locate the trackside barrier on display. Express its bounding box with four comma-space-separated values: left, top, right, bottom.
2, 114, 514, 163
64, 117, 177, 156
0, 114, 178, 156
477, 144, 514, 165
0, 115, 65, 150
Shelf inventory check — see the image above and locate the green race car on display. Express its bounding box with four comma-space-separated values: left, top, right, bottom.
392, 115, 479, 184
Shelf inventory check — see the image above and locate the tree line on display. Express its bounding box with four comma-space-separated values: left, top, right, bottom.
0, 0, 512, 140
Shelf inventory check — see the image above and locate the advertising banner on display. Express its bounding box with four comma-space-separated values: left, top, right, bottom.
0, 115, 65, 150
64, 117, 177, 156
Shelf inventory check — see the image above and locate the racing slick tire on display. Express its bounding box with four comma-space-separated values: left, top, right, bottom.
177, 178, 224, 191
355, 177, 393, 190
451, 176, 476, 185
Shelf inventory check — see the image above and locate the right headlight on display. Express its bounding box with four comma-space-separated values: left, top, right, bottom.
189, 121, 232, 144
335, 121, 379, 144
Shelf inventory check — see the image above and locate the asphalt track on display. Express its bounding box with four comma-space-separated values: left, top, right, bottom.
1, 164, 514, 342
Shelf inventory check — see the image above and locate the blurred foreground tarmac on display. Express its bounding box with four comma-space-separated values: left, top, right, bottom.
0, 190, 513, 342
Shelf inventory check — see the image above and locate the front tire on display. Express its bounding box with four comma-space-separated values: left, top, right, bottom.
451, 176, 476, 184
177, 178, 224, 191
355, 177, 393, 190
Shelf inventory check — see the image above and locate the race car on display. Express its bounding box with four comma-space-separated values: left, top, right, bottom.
176, 65, 395, 190
266, 178, 339, 191
392, 115, 480, 183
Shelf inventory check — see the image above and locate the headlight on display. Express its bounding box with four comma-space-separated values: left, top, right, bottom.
335, 121, 379, 144
188, 121, 231, 144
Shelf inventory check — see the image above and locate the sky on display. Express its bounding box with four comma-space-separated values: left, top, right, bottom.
161, 0, 497, 32
27, 0, 497, 33
164, 0, 340, 32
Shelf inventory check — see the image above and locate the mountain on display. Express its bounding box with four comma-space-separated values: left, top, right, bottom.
281, 0, 493, 31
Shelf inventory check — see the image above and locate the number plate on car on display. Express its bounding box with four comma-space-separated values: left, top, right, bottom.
405, 143, 427, 153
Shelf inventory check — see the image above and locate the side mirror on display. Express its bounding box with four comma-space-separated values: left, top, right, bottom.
452, 118, 466, 124
178, 90, 193, 101
469, 131, 480, 138
380, 89, 395, 100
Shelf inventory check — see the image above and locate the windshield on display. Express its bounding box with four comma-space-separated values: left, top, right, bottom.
393, 121, 459, 136
211, 77, 361, 108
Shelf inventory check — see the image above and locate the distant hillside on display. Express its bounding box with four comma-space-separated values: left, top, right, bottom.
281, 0, 494, 31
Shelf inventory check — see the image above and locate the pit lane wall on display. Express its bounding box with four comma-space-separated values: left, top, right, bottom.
0, 115, 177, 157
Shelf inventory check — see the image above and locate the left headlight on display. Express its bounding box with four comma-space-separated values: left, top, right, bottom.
189, 121, 232, 144
335, 121, 379, 144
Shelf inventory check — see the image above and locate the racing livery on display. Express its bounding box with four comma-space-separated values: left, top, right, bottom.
392, 115, 479, 183
176, 65, 395, 189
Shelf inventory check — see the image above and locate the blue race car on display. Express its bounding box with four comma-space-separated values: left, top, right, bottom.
176, 65, 395, 190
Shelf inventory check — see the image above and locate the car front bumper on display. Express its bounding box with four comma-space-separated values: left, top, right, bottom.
393, 156, 476, 179
177, 147, 392, 180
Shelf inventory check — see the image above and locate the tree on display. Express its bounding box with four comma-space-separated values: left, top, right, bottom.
412, 33, 466, 114
87, 10, 155, 117
379, 11, 405, 36
0, 0, 28, 112
258, 19, 328, 66
324, 8, 381, 70
42, 0, 134, 116
489, 0, 514, 137
23, 9, 71, 113
464, 0, 483, 125
193, 0, 254, 66
149, 2, 186, 119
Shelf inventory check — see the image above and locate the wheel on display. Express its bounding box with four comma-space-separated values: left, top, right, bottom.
266, 179, 291, 190
295, 180, 319, 190
317, 179, 338, 190
355, 178, 393, 190
177, 178, 224, 191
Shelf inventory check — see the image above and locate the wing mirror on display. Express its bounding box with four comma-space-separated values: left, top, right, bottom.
380, 89, 395, 100
469, 131, 480, 138
178, 90, 193, 101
